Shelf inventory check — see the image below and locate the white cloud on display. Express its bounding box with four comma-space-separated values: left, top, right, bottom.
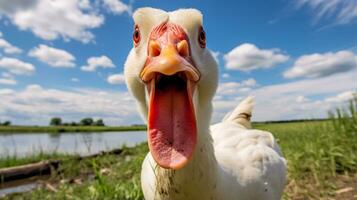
222, 73, 230, 78
71, 78, 79, 82
217, 78, 258, 96
325, 91, 356, 103
296, 95, 309, 103
217, 82, 241, 95
295, 0, 357, 25
81, 55, 115, 72
28, 44, 75, 68
0, 71, 17, 85
0, 37, 22, 54
284, 50, 357, 79
0, 57, 35, 75
0, 85, 141, 126
0, 88, 14, 95
212, 69, 357, 123
102, 0, 130, 15
78, 0, 91, 9
224, 43, 289, 71
254, 70, 357, 98
238, 87, 251, 93
0, 0, 104, 43
242, 78, 257, 87
1, 72, 12, 78
2, 72, 356, 125
0, 77, 17, 85
107, 73, 125, 85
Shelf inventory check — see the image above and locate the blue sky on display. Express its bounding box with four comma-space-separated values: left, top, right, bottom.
0, 0, 356, 125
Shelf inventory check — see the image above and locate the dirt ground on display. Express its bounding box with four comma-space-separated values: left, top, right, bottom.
333, 173, 357, 200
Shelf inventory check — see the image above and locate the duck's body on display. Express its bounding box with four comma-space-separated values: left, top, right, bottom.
141, 98, 286, 200
124, 7, 286, 200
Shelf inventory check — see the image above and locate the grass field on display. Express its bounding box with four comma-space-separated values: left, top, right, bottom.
0, 125, 146, 133
1, 98, 356, 199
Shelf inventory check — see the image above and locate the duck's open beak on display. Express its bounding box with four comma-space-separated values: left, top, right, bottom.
140, 29, 200, 170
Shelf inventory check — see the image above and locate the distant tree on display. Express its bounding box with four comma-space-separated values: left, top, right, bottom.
50, 117, 62, 126
80, 118, 94, 126
2, 121, 11, 126
70, 122, 78, 126
95, 119, 105, 126
131, 124, 145, 127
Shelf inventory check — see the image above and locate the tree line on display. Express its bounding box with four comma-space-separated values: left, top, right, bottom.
50, 117, 105, 126
0, 120, 11, 126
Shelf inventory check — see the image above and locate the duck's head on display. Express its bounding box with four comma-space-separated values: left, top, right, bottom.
124, 8, 218, 170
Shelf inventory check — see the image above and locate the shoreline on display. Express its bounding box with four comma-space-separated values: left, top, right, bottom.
0, 119, 329, 133
0, 125, 147, 133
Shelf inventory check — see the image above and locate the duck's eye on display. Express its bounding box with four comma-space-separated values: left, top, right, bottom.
198, 27, 206, 48
133, 25, 141, 47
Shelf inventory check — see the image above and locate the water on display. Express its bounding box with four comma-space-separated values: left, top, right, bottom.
0, 182, 38, 197
0, 131, 147, 158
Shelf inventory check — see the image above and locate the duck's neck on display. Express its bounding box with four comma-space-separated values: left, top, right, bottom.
155, 101, 219, 198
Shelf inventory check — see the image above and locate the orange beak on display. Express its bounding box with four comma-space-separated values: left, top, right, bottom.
140, 40, 200, 83
140, 23, 200, 170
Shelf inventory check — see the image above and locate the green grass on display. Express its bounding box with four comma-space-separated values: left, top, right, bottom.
257, 120, 357, 199
1, 98, 357, 199
260, 98, 357, 199
0, 152, 72, 169
0, 125, 146, 133
2, 143, 148, 200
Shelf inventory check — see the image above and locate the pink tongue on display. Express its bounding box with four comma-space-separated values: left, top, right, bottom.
148, 81, 197, 169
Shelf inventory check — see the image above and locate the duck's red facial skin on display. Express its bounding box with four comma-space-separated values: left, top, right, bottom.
139, 23, 200, 170
141, 23, 199, 82
149, 23, 189, 46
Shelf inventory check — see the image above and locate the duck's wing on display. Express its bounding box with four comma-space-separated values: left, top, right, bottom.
221, 96, 254, 129
211, 97, 287, 200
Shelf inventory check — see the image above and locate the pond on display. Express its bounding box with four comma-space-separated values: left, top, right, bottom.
0, 131, 147, 158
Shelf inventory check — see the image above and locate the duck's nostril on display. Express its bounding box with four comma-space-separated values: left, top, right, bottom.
149, 41, 161, 57
177, 40, 189, 57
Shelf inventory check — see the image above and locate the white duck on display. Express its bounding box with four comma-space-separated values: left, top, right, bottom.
124, 7, 286, 200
